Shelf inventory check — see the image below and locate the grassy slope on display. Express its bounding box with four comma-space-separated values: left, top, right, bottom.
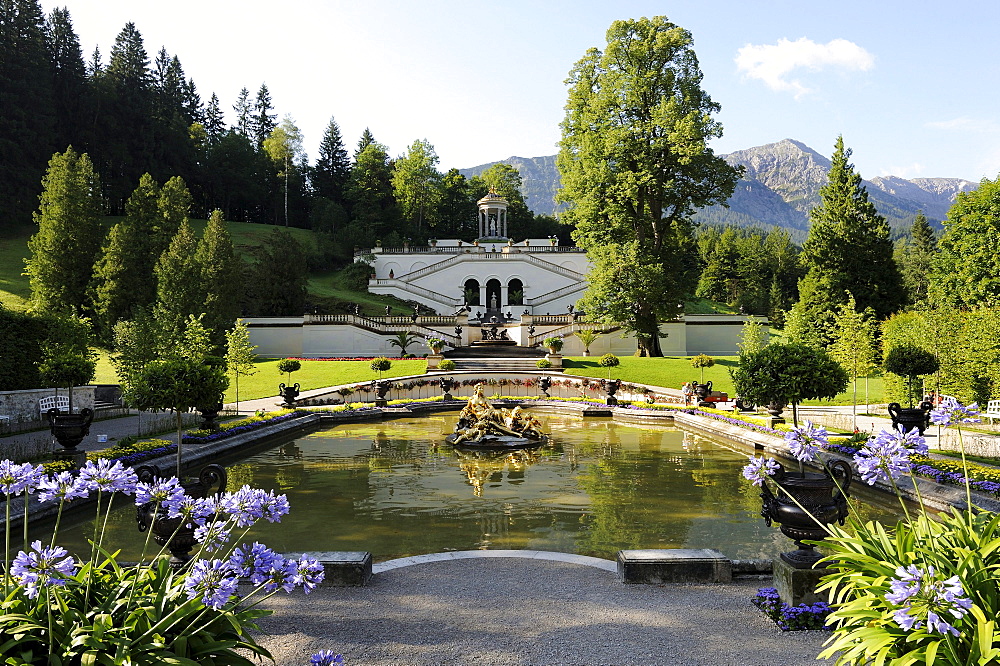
0, 227, 32, 309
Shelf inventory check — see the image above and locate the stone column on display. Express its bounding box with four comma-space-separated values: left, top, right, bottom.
501, 286, 508, 307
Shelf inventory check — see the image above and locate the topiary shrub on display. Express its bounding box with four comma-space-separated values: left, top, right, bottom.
370, 356, 392, 377
883, 344, 939, 407
536, 359, 553, 369
598, 353, 620, 379
438, 359, 456, 371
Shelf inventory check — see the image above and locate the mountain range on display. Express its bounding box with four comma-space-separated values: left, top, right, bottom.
460, 139, 976, 239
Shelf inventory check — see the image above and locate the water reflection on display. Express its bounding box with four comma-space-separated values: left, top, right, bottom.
45, 413, 903, 562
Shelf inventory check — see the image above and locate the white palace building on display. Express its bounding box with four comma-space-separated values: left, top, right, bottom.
245, 191, 762, 359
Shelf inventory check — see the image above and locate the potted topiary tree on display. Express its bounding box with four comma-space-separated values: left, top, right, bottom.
883, 344, 940, 434
276, 358, 302, 406
730, 342, 848, 427
690, 354, 715, 384
599, 353, 621, 405
38, 344, 97, 457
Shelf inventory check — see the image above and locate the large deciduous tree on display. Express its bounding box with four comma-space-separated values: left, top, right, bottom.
557, 16, 741, 356
347, 140, 399, 244
932, 176, 1000, 309
26, 148, 103, 315
789, 136, 904, 344
262, 115, 303, 227
392, 138, 442, 235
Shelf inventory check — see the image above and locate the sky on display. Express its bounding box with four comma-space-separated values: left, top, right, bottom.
40, 0, 1000, 182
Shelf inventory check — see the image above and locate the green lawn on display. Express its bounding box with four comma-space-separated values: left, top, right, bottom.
0, 227, 31, 309
563, 355, 885, 405
309, 267, 413, 316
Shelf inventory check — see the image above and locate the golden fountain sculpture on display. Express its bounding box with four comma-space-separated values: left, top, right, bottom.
446, 384, 547, 448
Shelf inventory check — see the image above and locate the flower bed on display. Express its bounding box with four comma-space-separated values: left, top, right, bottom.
754, 587, 831, 631
182, 409, 309, 444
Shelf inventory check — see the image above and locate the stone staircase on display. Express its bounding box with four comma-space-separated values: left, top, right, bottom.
442, 344, 551, 372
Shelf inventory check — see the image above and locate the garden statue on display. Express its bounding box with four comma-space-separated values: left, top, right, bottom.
446, 384, 546, 448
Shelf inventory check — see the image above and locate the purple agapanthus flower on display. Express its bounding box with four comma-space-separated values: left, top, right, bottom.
228, 542, 283, 583
784, 421, 828, 462
310, 651, 344, 666
10, 540, 77, 598
77, 459, 138, 494
289, 555, 325, 594
167, 495, 216, 528
0, 460, 44, 496
742, 456, 780, 487
853, 426, 928, 485
37, 471, 89, 504
183, 558, 240, 609
220, 486, 289, 527
134, 476, 187, 513
930, 397, 981, 428
886, 565, 972, 636
193, 520, 231, 553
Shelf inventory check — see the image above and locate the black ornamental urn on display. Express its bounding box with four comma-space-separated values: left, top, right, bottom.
760, 460, 852, 569
135, 463, 227, 570
887, 401, 933, 435
279, 382, 300, 407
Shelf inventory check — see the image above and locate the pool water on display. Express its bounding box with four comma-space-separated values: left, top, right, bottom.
49, 412, 901, 562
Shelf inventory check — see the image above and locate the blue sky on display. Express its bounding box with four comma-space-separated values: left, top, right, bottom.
42, 0, 1000, 182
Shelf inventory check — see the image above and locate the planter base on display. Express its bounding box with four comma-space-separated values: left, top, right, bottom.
773, 556, 827, 607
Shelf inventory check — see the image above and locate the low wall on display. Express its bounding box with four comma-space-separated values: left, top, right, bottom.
0, 387, 95, 428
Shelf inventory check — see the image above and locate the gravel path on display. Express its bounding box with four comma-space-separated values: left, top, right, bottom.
254, 558, 831, 666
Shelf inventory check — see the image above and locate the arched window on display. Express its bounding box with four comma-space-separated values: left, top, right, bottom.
485, 279, 501, 311
463, 279, 481, 306
507, 278, 524, 305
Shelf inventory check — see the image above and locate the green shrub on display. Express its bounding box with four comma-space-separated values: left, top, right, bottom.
536, 359, 553, 369
437, 359, 456, 371
543, 336, 563, 352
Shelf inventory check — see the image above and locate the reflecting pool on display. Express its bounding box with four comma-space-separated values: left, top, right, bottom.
49, 413, 903, 561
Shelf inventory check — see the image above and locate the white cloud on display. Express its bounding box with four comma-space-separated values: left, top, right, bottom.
881, 162, 925, 179
735, 37, 875, 98
926, 117, 999, 133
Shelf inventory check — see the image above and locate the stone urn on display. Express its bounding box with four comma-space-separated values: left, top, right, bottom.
440, 377, 455, 401
135, 463, 227, 570
760, 460, 852, 569
538, 376, 551, 397
197, 400, 223, 430
602, 378, 622, 406
888, 401, 933, 435
279, 382, 300, 407
47, 407, 94, 450
692, 381, 713, 407
372, 379, 391, 407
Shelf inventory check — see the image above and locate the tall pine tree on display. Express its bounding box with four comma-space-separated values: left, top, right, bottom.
44, 7, 89, 153
313, 116, 350, 204
249, 83, 277, 146
195, 210, 242, 345
895, 211, 937, 305
154, 218, 203, 338
26, 147, 103, 315
789, 136, 903, 344
0, 0, 56, 229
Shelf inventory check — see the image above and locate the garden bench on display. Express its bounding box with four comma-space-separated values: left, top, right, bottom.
38, 394, 70, 417
986, 399, 1000, 425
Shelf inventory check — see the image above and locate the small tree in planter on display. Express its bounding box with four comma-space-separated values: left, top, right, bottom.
730, 342, 848, 426
690, 354, 715, 384
599, 353, 620, 380
543, 336, 564, 354
127, 358, 229, 475
575, 329, 601, 356
371, 356, 392, 379
38, 344, 96, 414
276, 358, 302, 405
883, 344, 939, 408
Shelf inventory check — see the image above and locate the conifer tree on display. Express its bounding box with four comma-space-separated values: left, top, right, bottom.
896, 211, 937, 304
0, 0, 56, 229
829, 294, 878, 428
233, 87, 251, 137
92, 173, 160, 335
26, 148, 103, 315
354, 128, 375, 162
154, 219, 204, 338
154, 176, 191, 259
314, 116, 350, 204
196, 209, 242, 343
204, 93, 226, 144
789, 136, 904, 344
250, 83, 277, 146
44, 7, 89, 152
